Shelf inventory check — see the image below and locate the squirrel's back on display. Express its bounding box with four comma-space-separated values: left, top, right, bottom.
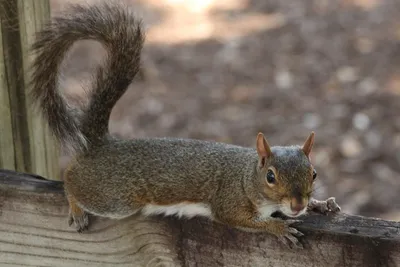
83, 137, 256, 175
30, 2, 144, 152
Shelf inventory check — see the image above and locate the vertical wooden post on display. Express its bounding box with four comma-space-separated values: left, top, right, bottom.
0, 0, 60, 179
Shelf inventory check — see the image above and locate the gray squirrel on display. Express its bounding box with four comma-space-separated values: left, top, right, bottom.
30, 1, 340, 249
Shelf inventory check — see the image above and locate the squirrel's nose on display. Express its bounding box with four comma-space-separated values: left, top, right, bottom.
291, 204, 305, 212
290, 198, 305, 212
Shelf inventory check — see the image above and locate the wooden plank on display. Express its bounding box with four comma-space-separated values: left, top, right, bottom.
31, 0, 59, 180
0, 9, 15, 170
17, 0, 60, 179
0, 169, 399, 267
0, 0, 30, 173
0, 0, 59, 179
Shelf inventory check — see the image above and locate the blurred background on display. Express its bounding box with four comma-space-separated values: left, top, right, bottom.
53, 0, 400, 220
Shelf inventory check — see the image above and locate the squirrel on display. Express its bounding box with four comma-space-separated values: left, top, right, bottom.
30, 2, 340, 249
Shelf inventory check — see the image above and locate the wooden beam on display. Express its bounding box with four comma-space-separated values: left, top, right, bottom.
0, 0, 59, 179
0, 169, 399, 267
0, 9, 15, 171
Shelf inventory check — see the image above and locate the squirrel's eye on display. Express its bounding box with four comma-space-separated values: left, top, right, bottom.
266, 169, 276, 184
312, 169, 317, 180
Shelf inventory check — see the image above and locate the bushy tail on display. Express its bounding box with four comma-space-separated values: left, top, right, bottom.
30, 2, 144, 152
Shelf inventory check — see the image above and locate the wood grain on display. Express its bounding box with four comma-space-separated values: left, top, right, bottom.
0, 0, 59, 179
0, 8, 16, 171
0, 169, 399, 267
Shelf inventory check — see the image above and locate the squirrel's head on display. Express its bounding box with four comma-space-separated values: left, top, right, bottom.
256, 132, 316, 218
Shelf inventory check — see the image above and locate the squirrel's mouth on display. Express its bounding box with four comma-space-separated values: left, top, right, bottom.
279, 205, 307, 218
288, 208, 307, 217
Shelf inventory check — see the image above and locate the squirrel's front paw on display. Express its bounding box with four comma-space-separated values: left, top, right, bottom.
307, 197, 341, 215
68, 208, 89, 232
276, 220, 304, 249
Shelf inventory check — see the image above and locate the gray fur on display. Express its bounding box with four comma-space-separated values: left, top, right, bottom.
30, 2, 318, 241
65, 137, 313, 221
30, 1, 144, 152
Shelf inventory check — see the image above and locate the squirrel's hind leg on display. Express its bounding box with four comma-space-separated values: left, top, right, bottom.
67, 194, 89, 232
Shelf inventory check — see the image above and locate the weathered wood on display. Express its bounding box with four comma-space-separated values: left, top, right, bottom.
0, 169, 399, 267
0, 12, 15, 170
0, 0, 59, 179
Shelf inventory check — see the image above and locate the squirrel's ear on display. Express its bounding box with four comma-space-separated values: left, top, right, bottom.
256, 132, 272, 166
302, 131, 315, 158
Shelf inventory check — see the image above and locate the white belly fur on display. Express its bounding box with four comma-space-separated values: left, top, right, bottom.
141, 203, 213, 219
257, 201, 280, 219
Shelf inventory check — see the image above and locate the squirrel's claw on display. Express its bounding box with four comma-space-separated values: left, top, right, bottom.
68, 210, 89, 232
287, 226, 304, 237
276, 220, 304, 249
278, 229, 304, 249
307, 197, 341, 215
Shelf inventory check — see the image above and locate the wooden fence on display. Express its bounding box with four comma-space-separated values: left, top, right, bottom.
0, 0, 59, 179
0, 169, 399, 267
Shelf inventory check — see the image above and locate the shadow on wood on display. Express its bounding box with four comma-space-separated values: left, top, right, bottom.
0, 169, 399, 267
